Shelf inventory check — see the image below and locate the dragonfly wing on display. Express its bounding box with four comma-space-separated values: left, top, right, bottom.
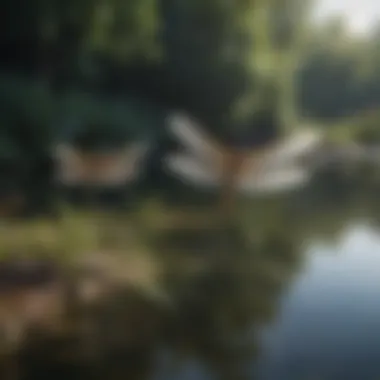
121, 142, 151, 182
239, 166, 310, 195
164, 153, 219, 188
53, 145, 86, 185
93, 142, 151, 185
167, 113, 223, 169
244, 129, 323, 173
268, 129, 323, 166
54, 143, 150, 186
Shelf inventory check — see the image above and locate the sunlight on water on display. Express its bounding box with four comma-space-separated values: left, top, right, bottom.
255, 222, 380, 380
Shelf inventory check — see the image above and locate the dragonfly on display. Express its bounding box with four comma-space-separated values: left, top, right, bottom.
164, 113, 324, 211
53, 142, 150, 187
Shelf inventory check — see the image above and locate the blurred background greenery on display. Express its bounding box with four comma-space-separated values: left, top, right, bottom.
3, 0, 380, 214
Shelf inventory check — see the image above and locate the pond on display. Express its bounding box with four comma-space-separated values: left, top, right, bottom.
5, 170, 380, 380
151, 226, 380, 380
149, 172, 380, 380
254, 223, 380, 380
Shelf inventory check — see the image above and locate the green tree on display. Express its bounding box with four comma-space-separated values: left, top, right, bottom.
161, 0, 267, 140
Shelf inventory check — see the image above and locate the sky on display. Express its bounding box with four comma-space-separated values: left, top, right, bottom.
313, 0, 380, 34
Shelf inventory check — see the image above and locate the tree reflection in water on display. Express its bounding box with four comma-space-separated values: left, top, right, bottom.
0, 169, 379, 380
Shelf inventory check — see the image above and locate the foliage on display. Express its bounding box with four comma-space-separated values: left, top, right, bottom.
1, 0, 315, 150
298, 18, 380, 123
2, 0, 380, 212
0, 73, 54, 157
55, 90, 166, 145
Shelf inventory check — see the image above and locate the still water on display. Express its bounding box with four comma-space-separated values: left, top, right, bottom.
150, 224, 380, 380
148, 175, 380, 380
255, 223, 380, 380
10, 172, 380, 380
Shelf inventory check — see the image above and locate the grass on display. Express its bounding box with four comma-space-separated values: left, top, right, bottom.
0, 198, 229, 301
0, 185, 366, 290
0, 205, 165, 296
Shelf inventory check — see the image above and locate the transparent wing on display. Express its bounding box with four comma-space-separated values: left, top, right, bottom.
167, 113, 223, 170
118, 142, 151, 182
54, 143, 150, 186
164, 153, 219, 188
265, 129, 323, 167
84, 142, 150, 185
239, 166, 310, 194
53, 144, 87, 185
165, 153, 310, 194
238, 129, 323, 183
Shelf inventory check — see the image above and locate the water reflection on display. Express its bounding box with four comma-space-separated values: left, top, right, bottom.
255, 224, 380, 380
0, 170, 380, 379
